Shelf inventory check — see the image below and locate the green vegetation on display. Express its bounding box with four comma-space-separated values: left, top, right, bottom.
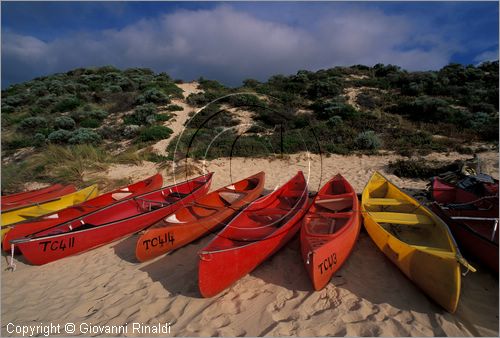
137, 125, 173, 142
1, 144, 143, 192
1, 62, 498, 191
388, 158, 463, 179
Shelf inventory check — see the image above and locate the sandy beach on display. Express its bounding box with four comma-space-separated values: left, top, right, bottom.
2, 151, 498, 337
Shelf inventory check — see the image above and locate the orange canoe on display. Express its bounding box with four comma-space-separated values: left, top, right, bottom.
300, 174, 361, 290
135, 171, 265, 262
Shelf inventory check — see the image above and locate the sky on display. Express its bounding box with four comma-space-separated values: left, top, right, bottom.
2, 1, 499, 88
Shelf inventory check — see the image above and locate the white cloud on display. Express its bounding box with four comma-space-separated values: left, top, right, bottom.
473, 49, 499, 65
2, 5, 464, 87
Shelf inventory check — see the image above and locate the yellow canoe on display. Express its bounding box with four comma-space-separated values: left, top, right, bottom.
1, 185, 99, 231
361, 171, 475, 313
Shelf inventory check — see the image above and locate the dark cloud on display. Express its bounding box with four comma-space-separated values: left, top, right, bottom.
1, 5, 496, 88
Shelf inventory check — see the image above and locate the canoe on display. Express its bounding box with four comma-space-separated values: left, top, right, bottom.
3, 174, 163, 252
136, 172, 265, 262
430, 203, 498, 273
1, 185, 99, 228
10, 173, 212, 265
431, 177, 498, 207
300, 174, 361, 290
361, 171, 475, 313
199, 171, 308, 298
429, 178, 498, 273
2, 184, 76, 211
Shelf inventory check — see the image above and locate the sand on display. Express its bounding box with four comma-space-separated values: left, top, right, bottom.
2, 150, 498, 337
152, 82, 203, 156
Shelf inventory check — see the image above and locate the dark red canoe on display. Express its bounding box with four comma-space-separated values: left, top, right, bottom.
430, 204, 498, 273
3, 174, 163, 251
430, 178, 499, 273
431, 177, 498, 207
300, 174, 361, 290
198, 171, 308, 298
2, 184, 77, 212
11, 173, 212, 265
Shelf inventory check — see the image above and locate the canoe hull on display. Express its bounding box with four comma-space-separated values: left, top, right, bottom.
430, 204, 499, 273
300, 174, 361, 290
199, 221, 302, 298
13, 174, 212, 265
199, 171, 308, 298
3, 174, 163, 251
301, 213, 360, 290
362, 172, 461, 313
362, 213, 461, 312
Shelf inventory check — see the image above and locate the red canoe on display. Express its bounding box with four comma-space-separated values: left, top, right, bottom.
430, 177, 498, 273
136, 172, 265, 262
3, 174, 163, 251
2, 184, 77, 212
430, 203, 498, 273
10, 173, 212, 265
198, 171, 308, 298
300, 174, 361, 290
431, 177, 498, 207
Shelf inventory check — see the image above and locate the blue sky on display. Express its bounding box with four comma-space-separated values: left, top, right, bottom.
2, 1, 498, 88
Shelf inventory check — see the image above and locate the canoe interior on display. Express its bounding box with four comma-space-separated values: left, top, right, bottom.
205, 173, 307, 250
305, 213, 352, 235
365, 177, 452, 252
304, 175, 357, 236
165, 176, 261, 223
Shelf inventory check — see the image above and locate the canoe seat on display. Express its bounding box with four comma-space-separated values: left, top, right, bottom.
365, 198, 409, 206
111, 192, 132, 201
369, 212, 434, 225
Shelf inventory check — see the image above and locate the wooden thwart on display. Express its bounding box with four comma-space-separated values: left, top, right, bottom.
369, 212, 434, 225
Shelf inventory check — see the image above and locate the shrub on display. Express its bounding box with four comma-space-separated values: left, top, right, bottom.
36, 94, 58, 107
2, 94, 27, 107
2, 136, 33, 150
68, 128, 102, 145
313, 100, 360, 120
71, 107, 108, 122
79, 118, 100, 128
33, 133, 46, 147
107, 92, 138, 113
103, 85, 123, 93
165, 104, 184, 112
48, 129, 72, 144
388, 159, 462, 179
2, 105, 15, 114
327, 116, 343, 127
97, 125, 120, 140
19, 117, 48, 132
355, 131, 382, 150
52, 96, 81, 112
54, 116, 76, 130
186, 92, 211, 106
156, 113, 172, 122
137, 125, 173, 142
126, 103, 157, 125
136, 88, 170, 105
123, 125, 141, 138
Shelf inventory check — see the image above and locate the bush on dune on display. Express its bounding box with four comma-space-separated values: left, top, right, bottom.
137, 125, 173, 142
